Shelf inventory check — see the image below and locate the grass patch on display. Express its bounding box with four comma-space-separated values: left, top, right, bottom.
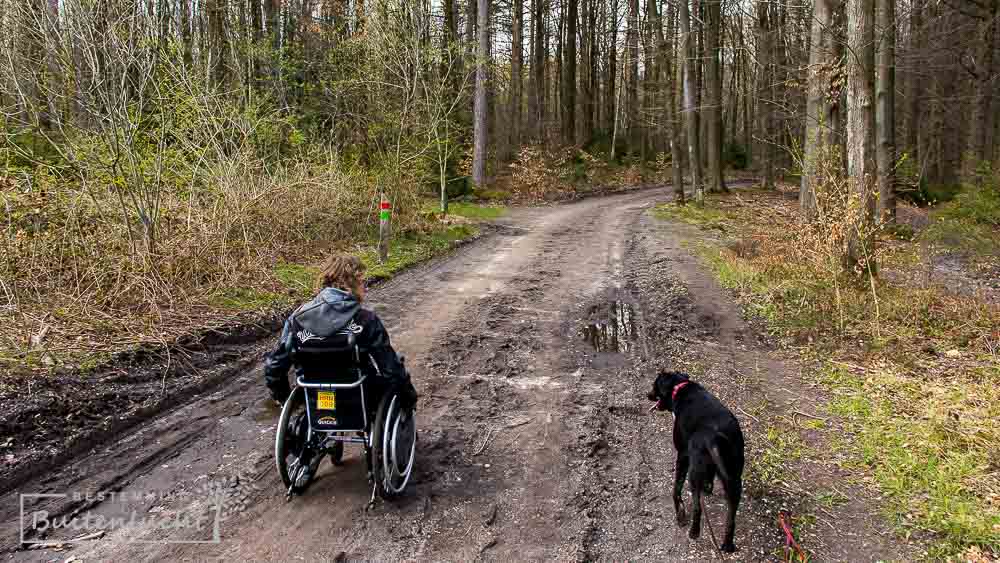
814, 489, 849, 509
920, 185, 1000, 260
180, 225, 477, 311
474, 188, 512, 201
274, 262, 319, 296
652, 202, 729, 232
446, 202, 506, 220
819, 363, 1000, 556
665, 188, 1000, 557
358, 224, 478, 281
747, 422, 804, 495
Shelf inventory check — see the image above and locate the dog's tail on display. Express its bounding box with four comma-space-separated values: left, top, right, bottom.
708, 437, 731, 483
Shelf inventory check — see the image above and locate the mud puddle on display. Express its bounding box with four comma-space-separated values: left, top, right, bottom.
581, 300, 636, 353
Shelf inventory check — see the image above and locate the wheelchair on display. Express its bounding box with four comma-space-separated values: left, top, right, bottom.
274, 331, 416, 503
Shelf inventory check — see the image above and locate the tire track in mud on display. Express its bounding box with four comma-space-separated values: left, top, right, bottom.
395, 202, 635, 561
570, 238, 743, 561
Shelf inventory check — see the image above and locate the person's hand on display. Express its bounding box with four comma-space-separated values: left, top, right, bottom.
266, 377, 291, 405
396, 380, 418, 411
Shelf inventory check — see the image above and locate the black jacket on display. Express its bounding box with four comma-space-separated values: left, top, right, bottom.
263, 287, 410, 402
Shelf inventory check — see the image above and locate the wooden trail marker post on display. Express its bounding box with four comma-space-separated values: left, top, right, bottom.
378, 195, 391, 264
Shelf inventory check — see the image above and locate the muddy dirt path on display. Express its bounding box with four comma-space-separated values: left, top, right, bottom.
4, 188, 909, 561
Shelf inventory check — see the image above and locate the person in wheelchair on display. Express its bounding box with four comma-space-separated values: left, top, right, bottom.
263, 253, 418, 410
263, 254, 419, 497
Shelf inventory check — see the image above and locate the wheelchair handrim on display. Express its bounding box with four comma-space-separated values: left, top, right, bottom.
381, 396, 416, 495
275, 387, 303, 488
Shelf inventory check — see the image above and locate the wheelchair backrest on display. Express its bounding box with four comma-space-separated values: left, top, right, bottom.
292, 331, 363, 384
292, 331, 369, 431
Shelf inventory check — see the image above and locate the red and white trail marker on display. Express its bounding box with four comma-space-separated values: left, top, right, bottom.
378, 196, 391, 264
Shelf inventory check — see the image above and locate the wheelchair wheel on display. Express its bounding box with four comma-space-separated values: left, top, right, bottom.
275, 387, 321, 495
370, 394, 416, 499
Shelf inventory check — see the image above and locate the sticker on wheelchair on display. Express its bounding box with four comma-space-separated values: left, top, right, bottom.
317, 391, 336, 410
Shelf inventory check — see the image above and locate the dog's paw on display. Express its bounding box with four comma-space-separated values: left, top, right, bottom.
675, 507, 689, 528
721, 542, 736, 553
688, 526, 701, 540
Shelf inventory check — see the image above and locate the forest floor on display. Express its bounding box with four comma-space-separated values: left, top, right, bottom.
1, 183, 991, 561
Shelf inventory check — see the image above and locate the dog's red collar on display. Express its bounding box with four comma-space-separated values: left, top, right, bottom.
672, 381, 690, 403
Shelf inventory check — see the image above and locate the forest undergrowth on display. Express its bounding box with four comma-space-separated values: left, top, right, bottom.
654, 184, 1000, 559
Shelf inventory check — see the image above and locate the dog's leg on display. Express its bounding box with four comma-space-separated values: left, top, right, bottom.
673, 453, 690, 527
688, 476, 703, 540
703, 465, 715, 496
721, 477, 742, 553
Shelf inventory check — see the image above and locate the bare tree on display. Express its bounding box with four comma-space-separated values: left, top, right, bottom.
756, 0, 775, 190
966, 0, 999, 178
627, 0, 639, 152
704, 0, 727, 192
659, 0, 686, 203
801, 0, 843, 217
845, 0, 878, 272
472, 0, 489, 187
876, 0, 896, 221
512, 0, 524, 150
679, 0, 703, 202
564, 0, 578, 143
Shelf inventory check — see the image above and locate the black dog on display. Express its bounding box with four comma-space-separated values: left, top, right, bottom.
648, 371, 745, 553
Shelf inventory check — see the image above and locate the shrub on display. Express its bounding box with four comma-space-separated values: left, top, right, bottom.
723, 141, 749, 170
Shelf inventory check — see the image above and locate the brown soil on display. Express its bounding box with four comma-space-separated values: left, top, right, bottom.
2, 187, 914, 561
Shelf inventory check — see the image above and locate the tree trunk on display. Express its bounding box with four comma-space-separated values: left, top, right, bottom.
589, 0, 599, 140
532, 0, 545, 139
663, 0, 686, 203
473, 0, 489, 187
967, 0, 999, 177
181, 0, 194, 66
512, 0, 523, 152
209, 0, 228, 87
905, 0, 921, 164
627, 0, 639, 153
876, 0, 896, 222
466, 0, 476, 47
704, 0, 726, 192
580, 0, 594, 146
756, 0, 774, 189
606, 0, 618, 136
801, 0, 842, 218
845, 0, 877, 273
679, 0, 703, 202
564, 0, 578, 143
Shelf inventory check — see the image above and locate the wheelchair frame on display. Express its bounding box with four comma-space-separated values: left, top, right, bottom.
274, 338, 416, 503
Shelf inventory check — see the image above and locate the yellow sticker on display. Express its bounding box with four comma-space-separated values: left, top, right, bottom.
317, 391, 336, 410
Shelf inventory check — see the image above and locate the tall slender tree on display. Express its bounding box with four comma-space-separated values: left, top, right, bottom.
845, 0, 878, 272
606, 0, 618, 134
905, 0, 921, 164
472, 0, 489, 187
627, 0, 639, 152
704, 0, 726, 192
679, 0, 703, 202
756, 0, 775, 190
876, 0, 896, 221
564, 0, 578, 143
801, 0, 843, 217
512, 0, 524, 151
